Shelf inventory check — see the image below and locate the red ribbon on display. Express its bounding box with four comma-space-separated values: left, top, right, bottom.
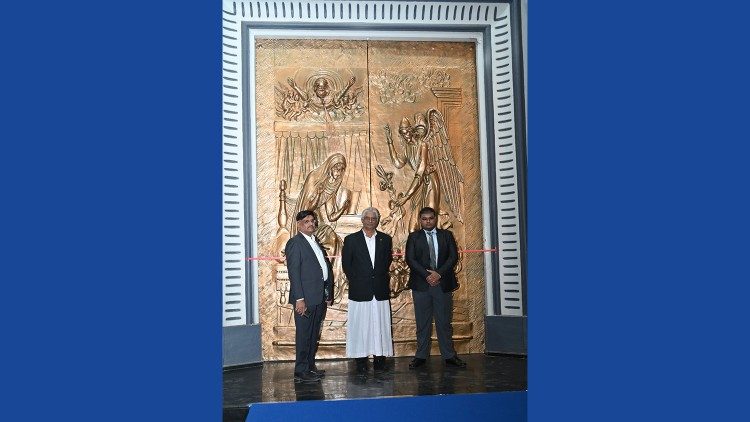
245, 248, 497, 261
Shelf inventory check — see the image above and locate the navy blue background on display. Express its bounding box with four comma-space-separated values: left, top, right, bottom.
530, 1, 750, 421
2, 1, 748, 421
3, 1, 221, 421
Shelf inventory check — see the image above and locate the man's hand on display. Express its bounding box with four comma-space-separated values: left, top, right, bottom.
426, 269, 441, 286
295, 299, 307, 315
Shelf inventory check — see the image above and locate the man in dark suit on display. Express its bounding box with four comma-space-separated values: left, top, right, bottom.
285, 210, 334, 383
342, 207, 394, 374
405, 206, 467, 369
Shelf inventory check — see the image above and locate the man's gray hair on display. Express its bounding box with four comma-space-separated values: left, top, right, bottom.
361, 207, 380, 220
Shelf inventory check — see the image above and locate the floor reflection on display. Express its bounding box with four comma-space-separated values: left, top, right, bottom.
294, 379, 325, 401
224, 353, 526, 411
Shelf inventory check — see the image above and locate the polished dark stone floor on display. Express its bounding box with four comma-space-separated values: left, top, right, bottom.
224, 353, 526, 422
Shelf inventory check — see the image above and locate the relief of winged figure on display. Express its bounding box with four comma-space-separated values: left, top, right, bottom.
383, 109, 464, 232
276, 75, 364, 122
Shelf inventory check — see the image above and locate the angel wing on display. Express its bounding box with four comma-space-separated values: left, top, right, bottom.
424, 108, 464, 223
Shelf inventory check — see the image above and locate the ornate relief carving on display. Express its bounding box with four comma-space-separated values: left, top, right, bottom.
370, 69, 451, 105
256, 39, 484, 361
275, 72, 366, 122
380, 108, 465, 232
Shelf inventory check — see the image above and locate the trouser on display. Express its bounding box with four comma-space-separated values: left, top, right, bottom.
412, 285, 456, 359
293, 302, 324, 374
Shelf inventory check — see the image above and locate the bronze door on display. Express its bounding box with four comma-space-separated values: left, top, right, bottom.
254, 39, 486, 360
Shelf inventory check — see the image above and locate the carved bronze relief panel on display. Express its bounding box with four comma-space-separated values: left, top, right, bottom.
255, 39, 485, 360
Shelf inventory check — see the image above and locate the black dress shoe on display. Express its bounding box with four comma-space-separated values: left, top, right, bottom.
294, 371, 321, 383
409, 358, 426, 369
355, 357, 369, 373
445, 355, 467, 367
373, 356, 386, 371
309, 367, 326, 377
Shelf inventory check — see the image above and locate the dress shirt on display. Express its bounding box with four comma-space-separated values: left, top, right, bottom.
363, 230, 377, 268
424, 229, 438, 262
302, 232, 328, 282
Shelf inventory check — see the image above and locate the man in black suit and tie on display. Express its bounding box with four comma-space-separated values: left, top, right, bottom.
405, 206, 467, 369
285, 210, 334, 383
342, 207, 394, 374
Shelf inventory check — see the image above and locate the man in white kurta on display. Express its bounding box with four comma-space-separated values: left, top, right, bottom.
341, 207, 394, 373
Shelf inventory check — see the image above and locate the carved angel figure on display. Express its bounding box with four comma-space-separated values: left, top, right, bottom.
383, 109, 464, 231
275, 75, 364, 122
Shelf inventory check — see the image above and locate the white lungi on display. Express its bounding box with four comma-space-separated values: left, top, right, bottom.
346, 297, 393, 358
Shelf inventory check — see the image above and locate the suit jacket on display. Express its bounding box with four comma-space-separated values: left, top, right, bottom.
405, 228, 459, 293
342, 230, 393, 301
285, 233, 334, 306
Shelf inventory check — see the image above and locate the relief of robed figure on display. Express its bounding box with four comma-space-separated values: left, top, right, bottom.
272, 152, 354, 305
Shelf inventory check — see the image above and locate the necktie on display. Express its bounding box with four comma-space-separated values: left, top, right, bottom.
426, 230, 437, 269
